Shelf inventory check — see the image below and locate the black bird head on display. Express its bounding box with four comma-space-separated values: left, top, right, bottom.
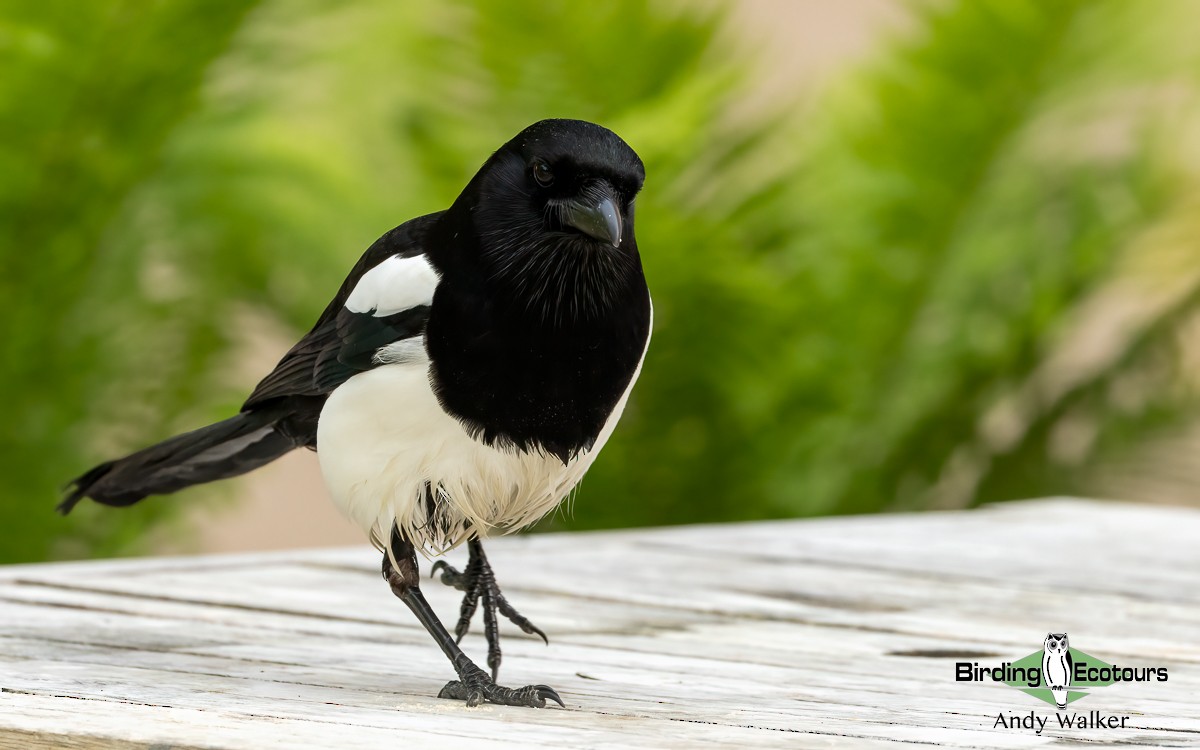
439, 119, 646, 323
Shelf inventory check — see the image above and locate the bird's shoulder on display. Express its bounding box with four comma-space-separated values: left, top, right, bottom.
322, 212, 443, 319
242, 212, 443, 410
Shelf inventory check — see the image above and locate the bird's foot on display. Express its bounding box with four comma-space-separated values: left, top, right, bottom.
431, 542, 547, 680
438, 663, 563, 708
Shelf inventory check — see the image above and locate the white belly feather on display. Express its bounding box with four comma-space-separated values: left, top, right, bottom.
316, 339, 644, 554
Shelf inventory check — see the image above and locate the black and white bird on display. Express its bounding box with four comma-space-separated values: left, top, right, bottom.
61, 119, 652, 709
1042, 632, 1072, 709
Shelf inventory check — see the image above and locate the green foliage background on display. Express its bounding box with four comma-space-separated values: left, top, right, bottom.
3, 0, 1200, 562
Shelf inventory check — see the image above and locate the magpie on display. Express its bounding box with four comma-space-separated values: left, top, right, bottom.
61, 119, 652, 709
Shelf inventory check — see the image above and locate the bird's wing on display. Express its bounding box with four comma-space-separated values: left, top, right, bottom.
243, 213, 442, 409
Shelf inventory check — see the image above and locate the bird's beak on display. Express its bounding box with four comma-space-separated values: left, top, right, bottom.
565, 193, 623, 248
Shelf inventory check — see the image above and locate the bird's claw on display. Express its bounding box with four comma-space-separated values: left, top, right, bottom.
431, 559, 469, 589
434, 550, 548, 679
496, 595, 548, 644
438, 676, 564, 709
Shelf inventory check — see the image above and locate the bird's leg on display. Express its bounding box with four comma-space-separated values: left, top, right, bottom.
381, 528, 562, 709
430, 537, 547, 680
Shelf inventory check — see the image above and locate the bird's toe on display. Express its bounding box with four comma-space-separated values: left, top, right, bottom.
534, 685, 565, 708
436, 676, 563, 709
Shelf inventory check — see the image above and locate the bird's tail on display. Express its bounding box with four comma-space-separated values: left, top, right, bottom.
59, 411, 298, 515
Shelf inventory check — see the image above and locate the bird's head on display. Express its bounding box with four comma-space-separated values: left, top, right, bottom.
1044, 633, 1069, 653
481, 118, 643, 248
443, 119, 646, 321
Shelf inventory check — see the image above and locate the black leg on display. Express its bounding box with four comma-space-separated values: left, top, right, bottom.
431, 537, 548, 680
382, 528, 563, 708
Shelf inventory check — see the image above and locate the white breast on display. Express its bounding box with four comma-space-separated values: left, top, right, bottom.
316, 304, 650, 554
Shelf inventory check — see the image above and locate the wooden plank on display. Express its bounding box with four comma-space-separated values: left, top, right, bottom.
0, 498, 1197, 747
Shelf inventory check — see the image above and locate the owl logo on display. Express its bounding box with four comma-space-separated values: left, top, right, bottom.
1042, 632, 1073, 708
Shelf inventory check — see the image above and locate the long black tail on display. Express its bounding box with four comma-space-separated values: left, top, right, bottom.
59, 410, 299, 515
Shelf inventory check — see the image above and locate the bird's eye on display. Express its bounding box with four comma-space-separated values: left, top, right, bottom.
531, 160, 554, 187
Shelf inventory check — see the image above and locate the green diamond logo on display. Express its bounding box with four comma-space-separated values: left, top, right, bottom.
1003, 646, 1116, 706
956, 633, 1166, 710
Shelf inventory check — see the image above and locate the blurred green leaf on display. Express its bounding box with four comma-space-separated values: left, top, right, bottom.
3, 0, 1200, 563
0, 0, 260, 561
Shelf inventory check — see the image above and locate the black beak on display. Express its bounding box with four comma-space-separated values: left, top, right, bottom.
565, 193, 623, 247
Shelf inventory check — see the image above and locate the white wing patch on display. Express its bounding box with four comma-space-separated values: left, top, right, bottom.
344, 254, 439, 317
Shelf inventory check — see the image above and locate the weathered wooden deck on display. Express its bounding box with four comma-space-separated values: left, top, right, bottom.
0, 498, 1197, 748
